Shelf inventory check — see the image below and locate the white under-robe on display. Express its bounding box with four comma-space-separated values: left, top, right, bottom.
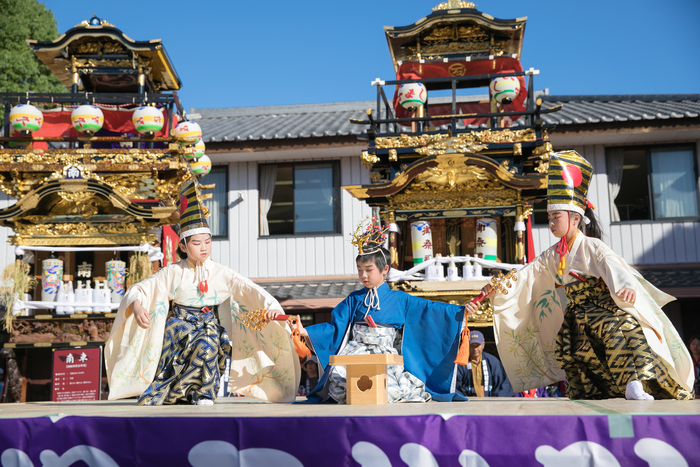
104, 258, 301, 402
492, 234, 694, 393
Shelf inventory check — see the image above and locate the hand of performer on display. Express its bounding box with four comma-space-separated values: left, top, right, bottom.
132, 300, 150, 329
465, 284, 495, 315
264, 308, 282, 321
465, 301, 480, 316
616, 287, 636, 303
295, 315, 308, 336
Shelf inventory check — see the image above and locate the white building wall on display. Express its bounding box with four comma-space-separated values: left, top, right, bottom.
210, 151, 371, 279
0, 194, 16, 272
530, 142, 700, 266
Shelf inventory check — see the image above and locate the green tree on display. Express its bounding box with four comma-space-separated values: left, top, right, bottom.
0, 0, 66, 128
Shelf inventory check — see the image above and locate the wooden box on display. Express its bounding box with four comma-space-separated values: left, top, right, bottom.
329, 354, 403, 405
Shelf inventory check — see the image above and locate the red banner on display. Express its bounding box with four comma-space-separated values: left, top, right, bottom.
162, 224, 180, 267
393, 57, 527, 127
526, 215, 536, 263
52, 347, 102, 402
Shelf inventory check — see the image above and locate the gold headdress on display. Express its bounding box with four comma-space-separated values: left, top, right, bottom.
546, 150, 595, 276
350, 217, 389, 256
178, 179, 210, 240
547, 150, 593, 216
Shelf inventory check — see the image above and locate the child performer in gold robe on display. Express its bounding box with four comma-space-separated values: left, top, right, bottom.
467, 151, 694, 400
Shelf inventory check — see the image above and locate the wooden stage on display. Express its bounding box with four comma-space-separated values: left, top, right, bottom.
1, 396, 698, 418
0, 398, 698, 466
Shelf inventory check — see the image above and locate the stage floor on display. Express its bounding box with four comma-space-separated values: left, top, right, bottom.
0, 396, 698, 419
0, 398, 698, 466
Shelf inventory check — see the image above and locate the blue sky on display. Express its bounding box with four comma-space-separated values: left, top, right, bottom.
42, 0, 700, 110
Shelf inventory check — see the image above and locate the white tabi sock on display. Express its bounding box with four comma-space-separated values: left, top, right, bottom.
625, 380, 654, 400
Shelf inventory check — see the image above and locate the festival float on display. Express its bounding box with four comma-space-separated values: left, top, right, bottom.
0, 15, 211, 401
345, 0, 560, 328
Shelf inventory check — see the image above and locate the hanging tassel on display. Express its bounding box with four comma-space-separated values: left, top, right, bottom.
556, 236, 568, 276
454, 320, 471, 365
291, 326, 312, 359
198, 280, 208, 293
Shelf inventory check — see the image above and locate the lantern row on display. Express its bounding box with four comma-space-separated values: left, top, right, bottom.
7, 104, 211, 178
396, 76, 521, 109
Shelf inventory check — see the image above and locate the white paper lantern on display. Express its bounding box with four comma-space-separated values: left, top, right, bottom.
173, 120, 202, 146
190, 154, 211, 177
9, 104, 44, 134
489, 76, 521, 104
41, 257, 63, 302
410, 221, 433, 265
397, 83, 427, 109
475, 218, 498, 261
71, 105, 104, 135
132, 106, 164, 135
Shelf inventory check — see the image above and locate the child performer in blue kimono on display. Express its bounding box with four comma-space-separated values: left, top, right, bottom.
467, 151, 694, 401
296, 220, 468, 403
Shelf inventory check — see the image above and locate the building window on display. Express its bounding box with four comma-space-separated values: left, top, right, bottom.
531, 199, 548, 225
259, 162, 340, 236
200, 166, 228, 238
608, 145, 698, 222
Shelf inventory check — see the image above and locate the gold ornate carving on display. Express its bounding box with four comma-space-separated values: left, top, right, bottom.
14, 222, 145, 238
54, 191, 102, 219
499, 160, 519, 174
532, 142, 553, 174
513, 142, 522, 156
388, 149, 398, 162
433, 1, 476, 11
470, 300, 494, 324
388, 162, 520, 211
409, 41, 505, 61
535, 160, 549, 174
343, 186, 369, 199
375, 129, 536, 152
532, 142, 552, 156
69, 38, 126, 55
15, 194, 40, 211
104, 173, 175, 201
12, 233, 155, 247
361, 151, 380, 169
0, 149, 174, 166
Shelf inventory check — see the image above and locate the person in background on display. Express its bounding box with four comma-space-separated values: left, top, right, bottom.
456, 331, 514, 397
298, 356, 320, 397
689, 335, 700, 399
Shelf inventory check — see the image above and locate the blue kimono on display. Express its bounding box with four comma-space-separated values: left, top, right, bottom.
305, 282, 467, 403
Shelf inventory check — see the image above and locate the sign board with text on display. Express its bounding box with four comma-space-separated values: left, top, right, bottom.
51, 347, 102, 402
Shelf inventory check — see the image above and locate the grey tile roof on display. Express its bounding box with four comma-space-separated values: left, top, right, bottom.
638, 268, 700, 289
191, 94, 700, 143
190, 95, 489, 143
191, 101, 376, 143
540, 94, 700, 126
259, 280, 364, 302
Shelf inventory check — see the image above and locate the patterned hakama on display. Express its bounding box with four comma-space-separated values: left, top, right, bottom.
556, 279, 692, 400
328, 324, 431, 404
138, 304, 232, 405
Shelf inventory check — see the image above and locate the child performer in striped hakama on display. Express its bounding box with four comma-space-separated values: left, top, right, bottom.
467, 151, 694, 400
105, 180, 300, 405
